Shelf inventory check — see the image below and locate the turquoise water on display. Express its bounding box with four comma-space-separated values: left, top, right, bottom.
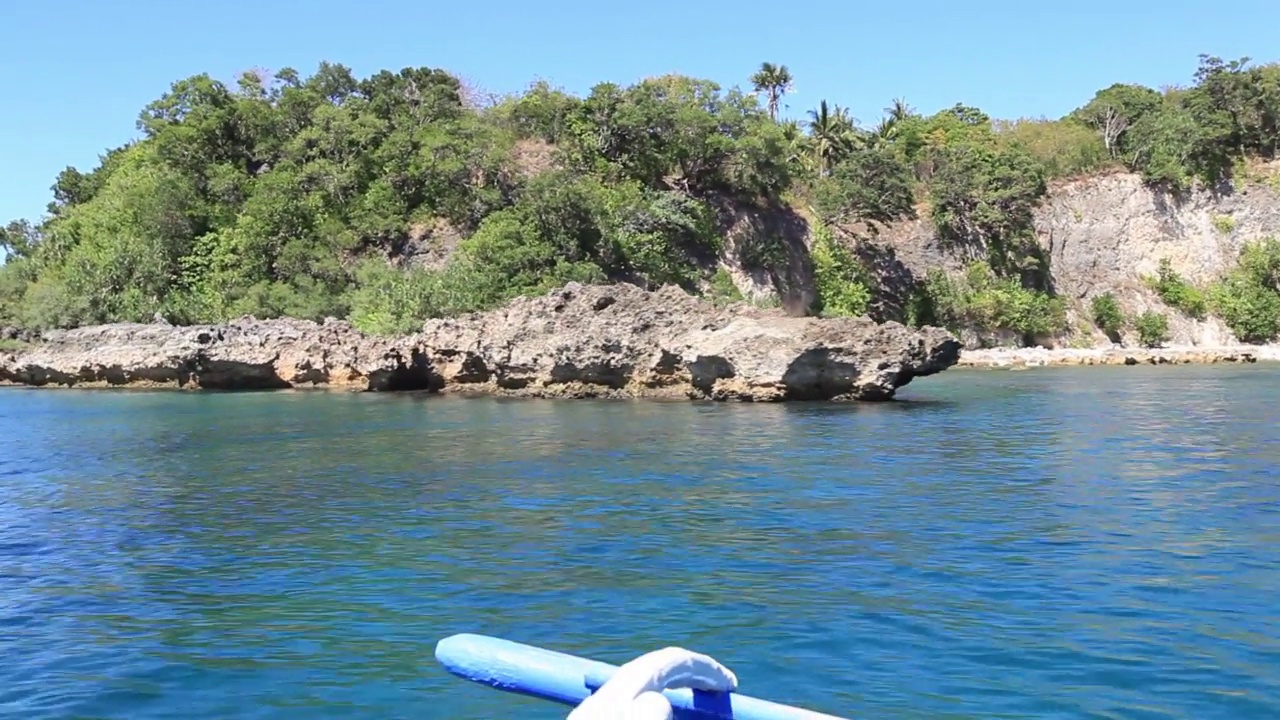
1, 365, 1278, 719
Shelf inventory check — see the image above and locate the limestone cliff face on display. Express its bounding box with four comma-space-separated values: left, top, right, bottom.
856, 168, 1280, 347
1036, 171, 1280, 345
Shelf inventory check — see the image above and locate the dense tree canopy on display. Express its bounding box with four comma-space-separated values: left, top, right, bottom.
2, 54, 1278, 336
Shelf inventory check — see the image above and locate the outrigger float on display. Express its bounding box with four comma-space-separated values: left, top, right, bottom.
435, 633, 850, 719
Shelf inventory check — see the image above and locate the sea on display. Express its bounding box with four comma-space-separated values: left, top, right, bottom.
1, 364, 1277, 719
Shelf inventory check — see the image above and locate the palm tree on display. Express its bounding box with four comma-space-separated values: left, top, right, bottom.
885, 97, 915, 122
867, 116, 898, 148
750, 62, 794, 122
807, 100, 860, 174
778, 119, 813, 173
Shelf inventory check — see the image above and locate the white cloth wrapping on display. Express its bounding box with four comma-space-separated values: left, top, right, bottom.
567, 647, 738, 720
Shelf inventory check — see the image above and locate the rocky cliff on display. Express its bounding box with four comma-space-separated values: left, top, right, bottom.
858, 167, 1280, 348
1035, 170, 1280, 345
0, 283, 960, 401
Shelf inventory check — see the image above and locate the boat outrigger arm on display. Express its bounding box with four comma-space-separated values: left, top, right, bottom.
434, 633, 851, 720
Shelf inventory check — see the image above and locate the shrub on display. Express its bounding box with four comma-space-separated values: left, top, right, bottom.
345, 254, 590, 336
1135, 311, 1170, 347
993, 117, 1111, 179
915, 261, 1066, 341
1090, 293, 1125, 335
706, 268, 744, 305
1236, 236, 1280, 289
1209, 238, 1280, 343
1211, 277, 1280, 343
1149, 258, 1207, 318
809, 224, 872, 317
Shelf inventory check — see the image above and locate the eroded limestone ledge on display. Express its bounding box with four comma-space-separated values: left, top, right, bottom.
0, 283, 961, 402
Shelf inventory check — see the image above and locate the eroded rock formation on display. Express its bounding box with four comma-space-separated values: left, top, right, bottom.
0, 283, 960, 401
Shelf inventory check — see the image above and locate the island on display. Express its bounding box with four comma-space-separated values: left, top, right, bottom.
3, 54, 1280, 399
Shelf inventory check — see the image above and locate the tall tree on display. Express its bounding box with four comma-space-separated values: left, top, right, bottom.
1072, 83, 1162, 159
750, 62, 794, 121
885, 97, 915, 122
0, 220, 38, 259
868, 117, 899, 148
807, 100, 858, 174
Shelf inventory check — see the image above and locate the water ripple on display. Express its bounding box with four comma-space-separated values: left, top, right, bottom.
1, 365, 1278, 719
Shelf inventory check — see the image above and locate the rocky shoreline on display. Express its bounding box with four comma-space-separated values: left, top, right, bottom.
0, 283, 961, 402
957, 345, 1280, 369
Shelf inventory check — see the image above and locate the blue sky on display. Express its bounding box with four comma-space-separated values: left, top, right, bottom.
3, 0, 1279, 225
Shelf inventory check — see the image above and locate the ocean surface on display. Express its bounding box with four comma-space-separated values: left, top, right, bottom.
1, 365, 1278, 719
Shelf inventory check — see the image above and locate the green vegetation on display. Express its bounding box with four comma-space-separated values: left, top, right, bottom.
706, 268, 745, 306
1148, 258, 1209, 319
809, 222, 872, 317
1136, 311, 1171, 348
1209, 238, 1280, 342
915, 262, 1066, 342
1, 53, 1278, 339
1212, 214, 1237, 234
0, 67, 789, 332
1070, 56, 1280, 189
1090, 293, 1125, 337
1135, 241, 1280, 344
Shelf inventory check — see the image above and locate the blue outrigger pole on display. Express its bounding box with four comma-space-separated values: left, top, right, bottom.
435, 633, 851, 719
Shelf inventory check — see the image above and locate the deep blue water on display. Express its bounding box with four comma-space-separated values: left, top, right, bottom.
1, 364, 1278, 719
